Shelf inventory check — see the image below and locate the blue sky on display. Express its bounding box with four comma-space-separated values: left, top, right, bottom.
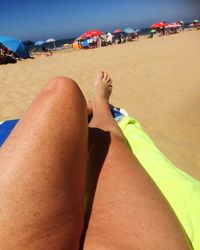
0, 0, 199, 41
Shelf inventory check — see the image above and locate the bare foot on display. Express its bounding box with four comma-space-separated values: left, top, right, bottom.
93, 71, 113, 103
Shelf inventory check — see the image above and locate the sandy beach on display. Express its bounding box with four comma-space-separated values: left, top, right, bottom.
0, 30, 200, 180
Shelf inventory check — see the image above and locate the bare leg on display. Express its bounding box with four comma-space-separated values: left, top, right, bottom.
0, 77, 88, 250
84, 72, 191, 249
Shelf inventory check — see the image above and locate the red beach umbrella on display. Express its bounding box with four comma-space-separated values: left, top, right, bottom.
113, 29, 123, 34
150, 22, 167, 29
81, 30, 103, 39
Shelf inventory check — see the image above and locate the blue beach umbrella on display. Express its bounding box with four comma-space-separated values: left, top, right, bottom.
0, 36, 29, 58
124, 27, 134, 34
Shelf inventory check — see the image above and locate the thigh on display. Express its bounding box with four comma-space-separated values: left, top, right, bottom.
0, 77, 88, 250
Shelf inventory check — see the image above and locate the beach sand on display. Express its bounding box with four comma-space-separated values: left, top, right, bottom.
0, 30, 200, 180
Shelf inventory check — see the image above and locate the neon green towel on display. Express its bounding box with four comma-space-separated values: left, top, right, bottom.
119, 116, 200, 250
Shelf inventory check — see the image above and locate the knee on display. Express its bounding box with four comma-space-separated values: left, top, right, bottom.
37, 76, 87, 113
47, 76, 80, 95
46, 76, 86, 104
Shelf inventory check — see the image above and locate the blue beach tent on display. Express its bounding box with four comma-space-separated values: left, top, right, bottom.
0, 36, 29, 59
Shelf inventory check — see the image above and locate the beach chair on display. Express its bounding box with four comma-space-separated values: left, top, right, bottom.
82, 40, 89, 49
0, 119, 18, 146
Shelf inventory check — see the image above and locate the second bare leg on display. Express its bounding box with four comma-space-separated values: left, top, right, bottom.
84, 72, 191, 250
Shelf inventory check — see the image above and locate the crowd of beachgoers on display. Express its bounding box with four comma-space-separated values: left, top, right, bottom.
71, 20, 200, 49
0, 20, 199, 64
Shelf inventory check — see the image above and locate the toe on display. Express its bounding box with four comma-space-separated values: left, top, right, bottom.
108, 80, 113, 86
107, 75, 112, 83
97, 71, 104, 80
103, 72, 108, 81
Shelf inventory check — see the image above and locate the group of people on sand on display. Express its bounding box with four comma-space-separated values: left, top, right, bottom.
148, 21, 193, 38
74, 31, 139, 50
0, 45, 18, 64
30, 46, 53, 58
104, 31, 139, 44
76, 34, 111, 49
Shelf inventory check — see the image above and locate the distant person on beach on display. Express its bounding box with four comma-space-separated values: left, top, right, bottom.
42, 46, 53, 56
0, 46, 17, 64
118, 33, 125, 44
96, 36, 101, 47
178, 21, 184, 31
0, 46, 7, 64
0, 71, 193, 250
88, 37, 94, 48
127, 32, 139, 41
5, 48, 17, 63
148, 32, 154, 38
99, 34, 107, 47
93, 36, 98, 48
106, 32, 113, 45
161, 26, 166, 36
32, 46, 53, 58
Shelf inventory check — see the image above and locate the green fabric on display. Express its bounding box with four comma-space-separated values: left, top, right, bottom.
118, 116, 200, 250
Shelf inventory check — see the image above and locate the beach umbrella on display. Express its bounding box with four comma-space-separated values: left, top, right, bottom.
81, 30, 103, 39
150, 22, 167, 29
124, 27, 134, 34
34, 40, 45, 46
46, 38, 56, 43
0, 36, 29, 58
165, 23, 181, 29
192, 20, 199, 23
150, 29, 156, 33
113, 29, 123, 34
